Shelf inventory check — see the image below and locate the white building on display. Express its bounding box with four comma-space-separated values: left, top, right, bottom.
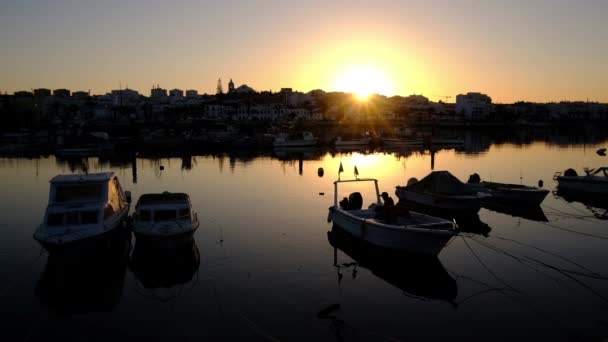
186, 89, 198, 98
169, 89, 184, 98
111, 88, 141, 105
151, 85, 167, 99
455, 92, 492, 120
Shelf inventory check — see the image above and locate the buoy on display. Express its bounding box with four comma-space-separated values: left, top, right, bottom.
159, 165, 165, 170
318, 167, 324, 177
538, 180, 544, 188
319, 192, 325, 196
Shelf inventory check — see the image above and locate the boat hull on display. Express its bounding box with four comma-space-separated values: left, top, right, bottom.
557, 176, 608, 194
395, 188, 482, 213
329, 208, 456, 256
34, 208, 129, 251
132, 222, 199, 248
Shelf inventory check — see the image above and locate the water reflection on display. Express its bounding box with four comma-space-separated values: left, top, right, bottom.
482, 201, 548, 222
554, 189, 608, 220
327, 225, 457, 304
129, 236, 200, 302
35, 229, 131, 314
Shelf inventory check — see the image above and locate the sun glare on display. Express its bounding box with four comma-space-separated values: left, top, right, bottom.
333, 65, 396, 100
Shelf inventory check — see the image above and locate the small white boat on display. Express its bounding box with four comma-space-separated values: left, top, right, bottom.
467, 174, 549, 205
554, 167, 608, 194
334, 136, 370, 147
328, 178, 458, 255
273, 131, 317, 148
131, 192, 199, 242
34, 172, 131, 249
395, 171, 488, 213
382, 137, 424, 148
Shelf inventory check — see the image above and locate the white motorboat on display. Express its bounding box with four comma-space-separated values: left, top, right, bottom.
34, 172, 131, 249
395, 171, 489, 213
554, 167, 608, 194
273, 131, 317, 148
131, 192, 199, 243
327, 178, 458, 256
334, 136, 370, 147
467, 174, 549, 205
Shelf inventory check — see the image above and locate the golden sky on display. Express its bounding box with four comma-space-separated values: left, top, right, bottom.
1, 0, 607, 103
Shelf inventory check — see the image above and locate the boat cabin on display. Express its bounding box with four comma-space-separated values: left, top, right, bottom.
35, 172, 131, 246
133, 193, 194, 225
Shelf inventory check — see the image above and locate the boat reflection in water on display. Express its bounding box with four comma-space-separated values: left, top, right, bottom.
35, 229, 131, 314
327, 226, 457, 304
129, 236, 200, 301
555, 189, 608, 220
481, 201, 548, 222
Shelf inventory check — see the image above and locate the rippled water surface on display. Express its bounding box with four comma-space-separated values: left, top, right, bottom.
2, 136, 608, 341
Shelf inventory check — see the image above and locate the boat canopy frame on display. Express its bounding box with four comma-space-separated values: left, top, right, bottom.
333, 178, 382, 208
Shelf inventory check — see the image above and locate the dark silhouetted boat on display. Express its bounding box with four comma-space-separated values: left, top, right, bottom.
131, 192, 199, 247
554, 167, 608, 194
328, 178, 458, 256
467, 173, 549, 205
396, 171, 489, 214
34, 172, 131, 251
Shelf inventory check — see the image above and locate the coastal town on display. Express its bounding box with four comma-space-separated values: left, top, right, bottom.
1, 78, 608, 156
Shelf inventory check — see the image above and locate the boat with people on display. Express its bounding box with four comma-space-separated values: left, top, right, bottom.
395, 171, 489, 213
34, 172, 131, 250
553, 167, 608, 194
327, 177, 458, 255
131, 192, 199, 245
273, 131, 317, 148
466, 173, 549, 205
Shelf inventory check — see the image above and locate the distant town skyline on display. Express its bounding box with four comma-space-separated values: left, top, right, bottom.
1, 0, 607, 103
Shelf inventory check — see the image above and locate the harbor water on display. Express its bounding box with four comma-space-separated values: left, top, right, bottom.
1, 133, 608, 341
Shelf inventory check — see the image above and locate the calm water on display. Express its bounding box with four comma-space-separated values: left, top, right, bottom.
2, 137, 608, 341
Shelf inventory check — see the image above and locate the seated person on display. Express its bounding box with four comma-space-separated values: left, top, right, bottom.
339, 197, 350, 210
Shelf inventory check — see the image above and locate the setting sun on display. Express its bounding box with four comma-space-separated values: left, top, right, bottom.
332, 64, 396, 99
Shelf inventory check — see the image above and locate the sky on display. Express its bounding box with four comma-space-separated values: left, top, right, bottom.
1, 0, 607, 103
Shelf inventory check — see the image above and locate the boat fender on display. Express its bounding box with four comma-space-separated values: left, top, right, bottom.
538, 180, 544, 188
318, 167, 324, 177
327, 208, 333, 223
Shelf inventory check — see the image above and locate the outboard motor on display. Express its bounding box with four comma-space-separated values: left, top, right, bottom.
348, 192, 363, 210
467, 173, 481, 184
564, 168, 578, 177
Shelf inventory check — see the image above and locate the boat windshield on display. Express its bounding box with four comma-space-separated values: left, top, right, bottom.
47, 210, 99, 226
55, 184, 104, 203
154, 209, 177, 222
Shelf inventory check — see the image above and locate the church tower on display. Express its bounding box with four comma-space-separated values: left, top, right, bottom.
228, 79, 235, 94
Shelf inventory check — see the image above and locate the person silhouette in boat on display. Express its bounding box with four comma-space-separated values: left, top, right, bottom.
339, 197, 350, 210
376, 192, 396, 223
